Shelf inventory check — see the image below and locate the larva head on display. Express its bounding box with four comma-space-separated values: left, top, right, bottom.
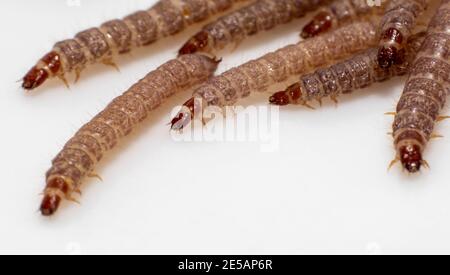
179, 31, 209, 55
399, 144, 423, 173
40, 177, 69, 216
170, 97, 199, 131
378, 28, 405, 69
300, 11, 333, 39
269, 83, 302, 106
40, 194, 62, 216
22, 67, 49, 90
22, 52, 61, 90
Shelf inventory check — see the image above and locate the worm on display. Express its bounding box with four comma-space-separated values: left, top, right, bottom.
22, 0, 242, 90
170, 21, 379, 130
269, 32, 426, 106
391, 0, 450, 173
178, 0, 332, 55
40, 54, 220, 216
300, 0, 383, 39
377, 0, 429, 69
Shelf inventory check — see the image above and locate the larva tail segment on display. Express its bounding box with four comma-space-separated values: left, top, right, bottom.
22, 51, 62, 90
377, 0, 428, 69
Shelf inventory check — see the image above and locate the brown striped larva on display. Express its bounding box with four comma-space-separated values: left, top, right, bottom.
22, 0, 244, 90
179, 0, 332, 55
40, 54, 219, 216
391, 0, 450, 173
170, 21, 380, 130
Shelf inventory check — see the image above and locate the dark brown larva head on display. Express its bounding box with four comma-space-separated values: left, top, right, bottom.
22, 52, 61, 90
40, 177, 69, 216
179, 31, 209, 55
399, 144, 423, 173
170, 97, 197, 131
377, 46, 398, 69
300, 11, 333, 39
269, 83, 302, 105
269, 91, 290, 105
40, 194, 62, 216
22, 67, 49, 90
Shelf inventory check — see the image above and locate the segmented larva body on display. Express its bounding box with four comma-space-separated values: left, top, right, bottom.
392, 0, 450, 173
179, 0, 332, 55
301, 0, 383, 39
377, 0, 428, 69
270, 32, 426, 106
171, 21, 379, 130
23, 0, 241, 90
40, 54, 219, 216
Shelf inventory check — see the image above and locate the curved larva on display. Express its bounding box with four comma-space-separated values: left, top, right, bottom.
269, 32, 426, 106
22, 0, 243, 90
178, 0, 332, 55
392, 0, 450, 173
40, 54, 219, 216
300, 0, 383, 39
170, 21, 379, 130
377, 0, 429, 69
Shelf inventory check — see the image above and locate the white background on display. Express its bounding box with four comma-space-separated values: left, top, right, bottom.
0, 0, 449, 255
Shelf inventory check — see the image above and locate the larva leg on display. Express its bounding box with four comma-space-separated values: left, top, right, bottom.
171, 21, 380, 130
269, 32, 426, 106
179, 0, 333, 55
392, 0, 450, 173
23, 0, 245, 91
40, 54, 220, 216
301, 0, 382, 39
377, 0, 429, 69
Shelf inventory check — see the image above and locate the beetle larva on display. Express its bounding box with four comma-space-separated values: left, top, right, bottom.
170, 21, 379, 130
269, 32, 426, 106
40, 54, 219, 216
178, 0, 332, 55
300, 0, 383, 39
391, 0, 450, 173
377, 0, 428, 69
22, 0, 242, 90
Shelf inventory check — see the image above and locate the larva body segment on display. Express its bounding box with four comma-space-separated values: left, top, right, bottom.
301, 0, 382, 39
269, 32, 426, 106
179, 0, 332, 55
377, 0, 429, 69
40, 54, 219, 216
171, 21, 379, 130
23, 0, 243, 90
392, 0, 450, 173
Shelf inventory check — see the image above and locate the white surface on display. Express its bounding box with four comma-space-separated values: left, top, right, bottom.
1, 0, 449, 255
